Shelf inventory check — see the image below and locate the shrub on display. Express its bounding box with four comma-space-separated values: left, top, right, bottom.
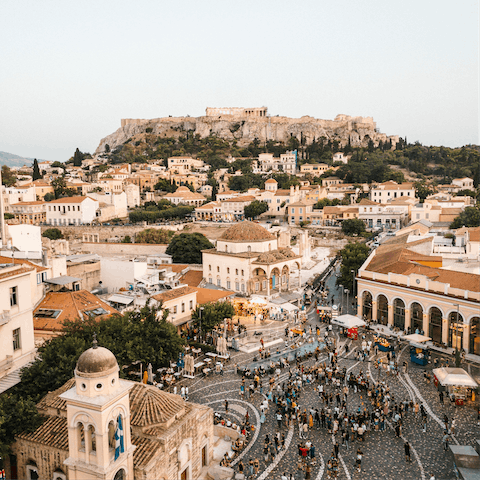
42, 228, 63, 240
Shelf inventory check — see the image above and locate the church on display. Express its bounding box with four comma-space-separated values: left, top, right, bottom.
202, 221, 302, 297
10, 341, 216, 480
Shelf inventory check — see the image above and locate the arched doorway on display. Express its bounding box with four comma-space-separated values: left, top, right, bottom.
362, 291, 373, 321
377, 295, 388, 325
448, 311, 464, 350
114, 469, 125, 480
429, 307, 443, 344
470, 317, 480, 355
270, 268, 281, 292
411, 302, 424, 333
393, 298, 405, 330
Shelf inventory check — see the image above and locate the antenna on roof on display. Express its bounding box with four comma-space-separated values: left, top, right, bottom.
92, 332, 98, 349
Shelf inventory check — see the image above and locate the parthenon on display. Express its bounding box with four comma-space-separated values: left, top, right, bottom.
205, 106, 268, 117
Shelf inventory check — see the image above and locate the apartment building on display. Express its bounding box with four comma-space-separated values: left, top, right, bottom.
370, 181, 415, 203
45, 196, 99, 226
10, 201, 46, 225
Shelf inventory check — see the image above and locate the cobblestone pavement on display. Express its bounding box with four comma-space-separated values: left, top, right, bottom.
179, 284, 480, 479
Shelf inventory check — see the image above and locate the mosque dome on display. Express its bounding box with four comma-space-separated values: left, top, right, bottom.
219, 221, 275, 242
76, 345, 119, 377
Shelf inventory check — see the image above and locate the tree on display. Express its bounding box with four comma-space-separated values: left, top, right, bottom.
154, 178, 177, 193
191, 301, 235, 333
450, 207, 480, 229
73, 148, 83, 167
336, 242, 370, 292
341, 219, 366, 236
43, 192, 55, 202
166, 233, 214, 263
414, 181, 436, 202
32, 158, 42, 180
244, 200, 268, 219
51, 176, 77, 198
42, 228, 63, 240
135, 228, 174, 244
122, 235, 132, 243
1, 165, 16, 187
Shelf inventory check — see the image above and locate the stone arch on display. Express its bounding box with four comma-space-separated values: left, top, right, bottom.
393, 298, 405, 330
270, 267, 281, 290
429, 306, 443, 344
410, 302, 424, 333
361, 290, 373, 320
376, 294, 388, 325
77, 422, 85, 450
448, 311, 464, 350
469, 317, 480, 355
113, 469, 126, 480
88, 424, 96, 452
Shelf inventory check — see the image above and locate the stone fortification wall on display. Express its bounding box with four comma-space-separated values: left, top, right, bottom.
98, 111, 399, 155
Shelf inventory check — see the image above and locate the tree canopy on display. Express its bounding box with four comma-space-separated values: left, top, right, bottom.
244, 200, 269, 219
42, 228, 63, 240
450, 207, 480, 229
1, 165, 16, 187
165, 232, 214, 263
191, 301, 235, 333
341, 219, 366, 236
336, 242, 370, 293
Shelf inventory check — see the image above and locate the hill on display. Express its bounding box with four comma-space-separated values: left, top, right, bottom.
0, 151, 51, 168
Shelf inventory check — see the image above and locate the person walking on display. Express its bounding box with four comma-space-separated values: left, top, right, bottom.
355, 448, 363, 473
225, 400, 229, 413
404, 441, 411, 462
439, 391, 444, 405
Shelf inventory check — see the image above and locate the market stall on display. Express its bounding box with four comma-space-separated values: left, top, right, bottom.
433, 367, 478, 405
331, 314, 366, 340
317, 305, 332, 322
233, 297, 271, 322
402, 334, 432, 366
373, 333, 394, 352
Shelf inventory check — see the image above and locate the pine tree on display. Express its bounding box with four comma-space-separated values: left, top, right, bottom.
32, 159, 42, 180
73, 148, 82, 167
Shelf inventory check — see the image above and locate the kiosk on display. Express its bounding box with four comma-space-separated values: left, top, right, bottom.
373, 333, 394, 352
331, 314, 366, 340
402, 333, 432, 366
433, 368, 478, 406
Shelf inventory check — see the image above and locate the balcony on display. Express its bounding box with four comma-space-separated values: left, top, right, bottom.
0, 311, 10, 326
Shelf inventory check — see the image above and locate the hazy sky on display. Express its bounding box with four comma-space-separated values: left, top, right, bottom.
1, 0, 478, 161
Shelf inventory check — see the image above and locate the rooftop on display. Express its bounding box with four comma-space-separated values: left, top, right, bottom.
219, 221, 275, 242
151, 285, 197, 303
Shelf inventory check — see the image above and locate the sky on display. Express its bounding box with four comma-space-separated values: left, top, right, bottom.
0, 0, 478, 161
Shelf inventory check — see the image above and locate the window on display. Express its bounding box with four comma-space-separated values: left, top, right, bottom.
217, 266, 220, 272
209, 265, 211, 271
255, 282, 260, 291
236, 269, 238, 275
181, 303, 185, 313
241, 270, 244, 276
291, 208, 295, 214
241, 283, 245, 292
235, 282, 240, 291
227, 268, 230, 274
10, 286, 18, 306
13, 328, 21, 351
189, 300, 193, 309
299, 208, 303, 214
217, 279, 221, 286
173, 305, 177, 314
208, 277, 212, 284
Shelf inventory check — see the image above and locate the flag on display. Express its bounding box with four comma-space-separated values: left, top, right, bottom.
114, 415, 125, 460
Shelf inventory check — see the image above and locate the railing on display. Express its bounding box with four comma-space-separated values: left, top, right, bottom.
0, 355, 13, 373
0, 311, 10, 326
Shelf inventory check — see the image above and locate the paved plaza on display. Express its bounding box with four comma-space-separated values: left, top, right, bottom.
179, 290, 480, 480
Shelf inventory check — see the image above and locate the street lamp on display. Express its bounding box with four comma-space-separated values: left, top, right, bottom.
345, 289, 350, 315
199, 307, 204, 342
339, 284, 344, 314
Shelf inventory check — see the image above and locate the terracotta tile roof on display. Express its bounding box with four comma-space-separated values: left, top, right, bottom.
10, 201, 45, 206
219, 221, 275, 241
180, 270, 204, 287
16, 415, 69, 450
132, 435, 163, 468
195, 287, 234, 305
152, 286, 197, 303
196, 201, 220, 210
33, 290, 120, 332
48, 196, 90, 204
157, 264, 188, 273
0, 256, 48, 272
359, 199, 377, 205
223, 195, 255, 203
265, 179, 277, 184
274, 189, 291, 196
129, 383, 185, 426
37, 378, 75, 413
0, 265, 34, 281
468, 227, 480, 242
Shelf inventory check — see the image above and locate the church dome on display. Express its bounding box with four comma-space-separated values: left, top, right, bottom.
219, 221, 275, 242
76, 345, 119, 377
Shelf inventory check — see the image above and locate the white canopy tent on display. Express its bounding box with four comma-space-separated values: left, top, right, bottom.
402, 333, 431, 343
280, 302, 299, 312
331, 314, 366, 329
433, 368, 478, 388
250, 296, 268, 305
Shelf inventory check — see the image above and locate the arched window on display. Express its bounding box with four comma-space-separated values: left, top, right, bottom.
113, 469, 126, 480
411, 302, 423, 333
448, 311, 464, 350
77, 422, 85, 450
393, 298, 405, 330
429, 307, 443, 344
470, 317, 480, 355
377, 295, 388, 325
89, 425, 96, 452
362, 291, 373, 321
248, 246, 251, 252
108, 421, 116, 451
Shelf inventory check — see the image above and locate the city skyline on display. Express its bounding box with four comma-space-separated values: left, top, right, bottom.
1, 0, 478, 161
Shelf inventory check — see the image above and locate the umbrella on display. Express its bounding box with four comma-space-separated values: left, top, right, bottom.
142, 370, 148, 384
147, 363, 153, 384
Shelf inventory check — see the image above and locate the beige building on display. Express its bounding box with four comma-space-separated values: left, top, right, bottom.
357, 239, 480, 354
202, 221, 302, 296
10, 201, 46, 225
287, 199, 317, 225
370, 181, 415, 203
299, 163, 330, 177
11, 343, 216, 480
358, 198, 411, 230
167, 156, 205, 174
164, 187, 206, 207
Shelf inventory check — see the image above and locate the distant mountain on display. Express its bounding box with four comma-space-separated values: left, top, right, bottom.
0, 151, 52, 168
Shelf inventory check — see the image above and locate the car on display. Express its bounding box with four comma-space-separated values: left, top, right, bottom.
372, 242, 380, 248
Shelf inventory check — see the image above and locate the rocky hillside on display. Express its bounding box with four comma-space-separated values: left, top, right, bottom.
95, 112, 399, 155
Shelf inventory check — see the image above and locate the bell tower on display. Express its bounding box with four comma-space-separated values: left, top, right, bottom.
61, 336, 135, 480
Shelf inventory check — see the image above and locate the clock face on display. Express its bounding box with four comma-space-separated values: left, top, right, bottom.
416, 279, 421, 285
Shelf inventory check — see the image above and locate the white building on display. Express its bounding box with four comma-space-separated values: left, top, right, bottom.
0, 263, 36, 393
370, 181, 416, 203
202, 221, 302, 296
46, 196, 99, 226
452, 177, 474, 190
257, 152, 296, 174
88, 191, 128, 221
167, 156, 205, 174
358, 198, 411, 230
163, 186, 206, 206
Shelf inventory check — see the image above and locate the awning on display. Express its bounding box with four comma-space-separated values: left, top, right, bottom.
108, 294, 134, 305
433, 368, 478, 388
402, 333, 431, 343
280, 302, 299, 312
250, 296, 268, 305
331, 314, 366, 329
45, 275, 81, 285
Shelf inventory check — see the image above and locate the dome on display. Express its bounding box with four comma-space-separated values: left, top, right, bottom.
219, 221, 275, 242
265, 179, 277, 184
76, 345, 119, 377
